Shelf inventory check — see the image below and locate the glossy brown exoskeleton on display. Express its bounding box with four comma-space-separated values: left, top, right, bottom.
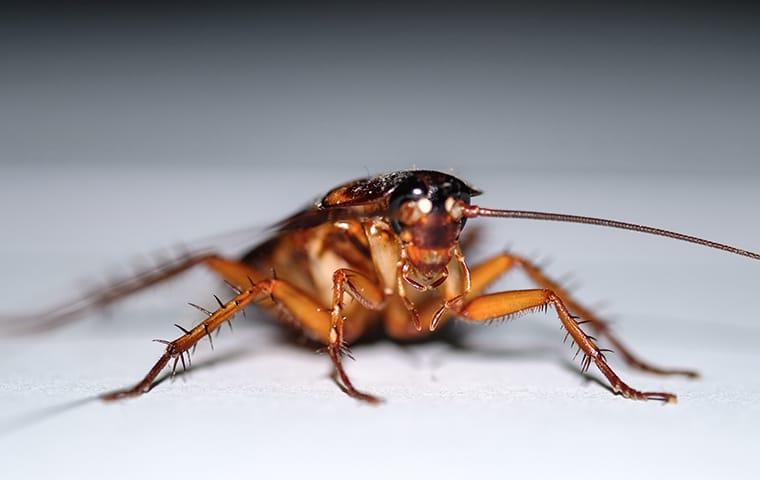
5, 170, 759, 404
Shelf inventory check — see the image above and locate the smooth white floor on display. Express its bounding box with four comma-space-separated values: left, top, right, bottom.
1, 168, 758, 479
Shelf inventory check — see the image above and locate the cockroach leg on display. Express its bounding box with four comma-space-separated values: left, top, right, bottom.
329, 355, 382, 404
101, 278, 272, 400
327, 345, 383, 404
415, 250, 697, 378
454, 288, 678, 403
506, 253, 699, 378
329, 268, 386, 352
102, 273, 382, 403
405, 252, 516, 335
427, 246, 469, 331
396, 263, 423, 331
0, 252, 265, 334
327, 269, 385, 404
452, 245, 471, 293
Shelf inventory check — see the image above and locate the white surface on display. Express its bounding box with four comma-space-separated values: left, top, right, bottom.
1, 168, 759, 479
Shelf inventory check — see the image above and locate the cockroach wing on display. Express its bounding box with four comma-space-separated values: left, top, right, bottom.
273, 171, 417, 232
272, 204, 387, 232
319, 171, 418, 207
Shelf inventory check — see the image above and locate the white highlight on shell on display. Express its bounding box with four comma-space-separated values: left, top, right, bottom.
445, 196, 463, 219
417, 198, 433, 214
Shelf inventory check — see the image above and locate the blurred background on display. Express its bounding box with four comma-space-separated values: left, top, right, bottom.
1, 2, 759, 479
2, 1, 758, 253
3, 2, 759, 175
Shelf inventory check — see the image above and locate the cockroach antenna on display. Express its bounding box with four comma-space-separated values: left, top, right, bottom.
463, 206, 760, 261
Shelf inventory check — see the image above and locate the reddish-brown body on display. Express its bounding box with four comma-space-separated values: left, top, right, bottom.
241, 216, 462, 343
4, 170, 759, 404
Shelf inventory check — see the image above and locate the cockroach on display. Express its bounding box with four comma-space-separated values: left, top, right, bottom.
4, 170, 759, 404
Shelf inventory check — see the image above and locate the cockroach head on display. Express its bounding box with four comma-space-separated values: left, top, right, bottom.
389, 171, 481, 274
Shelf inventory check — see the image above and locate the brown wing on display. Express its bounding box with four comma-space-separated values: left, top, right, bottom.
320, 171, 416, 207
273, 171, 417, 232
272, 204, 388, 232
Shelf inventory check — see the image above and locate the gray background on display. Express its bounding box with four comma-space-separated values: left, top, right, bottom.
3, 4, 760, 175
1, 4, 759, 480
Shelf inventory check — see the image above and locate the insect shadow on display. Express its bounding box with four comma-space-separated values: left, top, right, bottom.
0, 345, 256, 437
1, 309, 643, 437
283, 319, 615, 394
424, 323, 614, 395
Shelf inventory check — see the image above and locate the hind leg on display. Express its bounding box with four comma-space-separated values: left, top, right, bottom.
0, 252, 271, 334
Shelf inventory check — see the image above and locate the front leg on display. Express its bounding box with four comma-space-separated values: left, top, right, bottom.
329, 269, 386, 403
454, 288, 677, 403
419, 251, 697, 378
505, 253, 698, 378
